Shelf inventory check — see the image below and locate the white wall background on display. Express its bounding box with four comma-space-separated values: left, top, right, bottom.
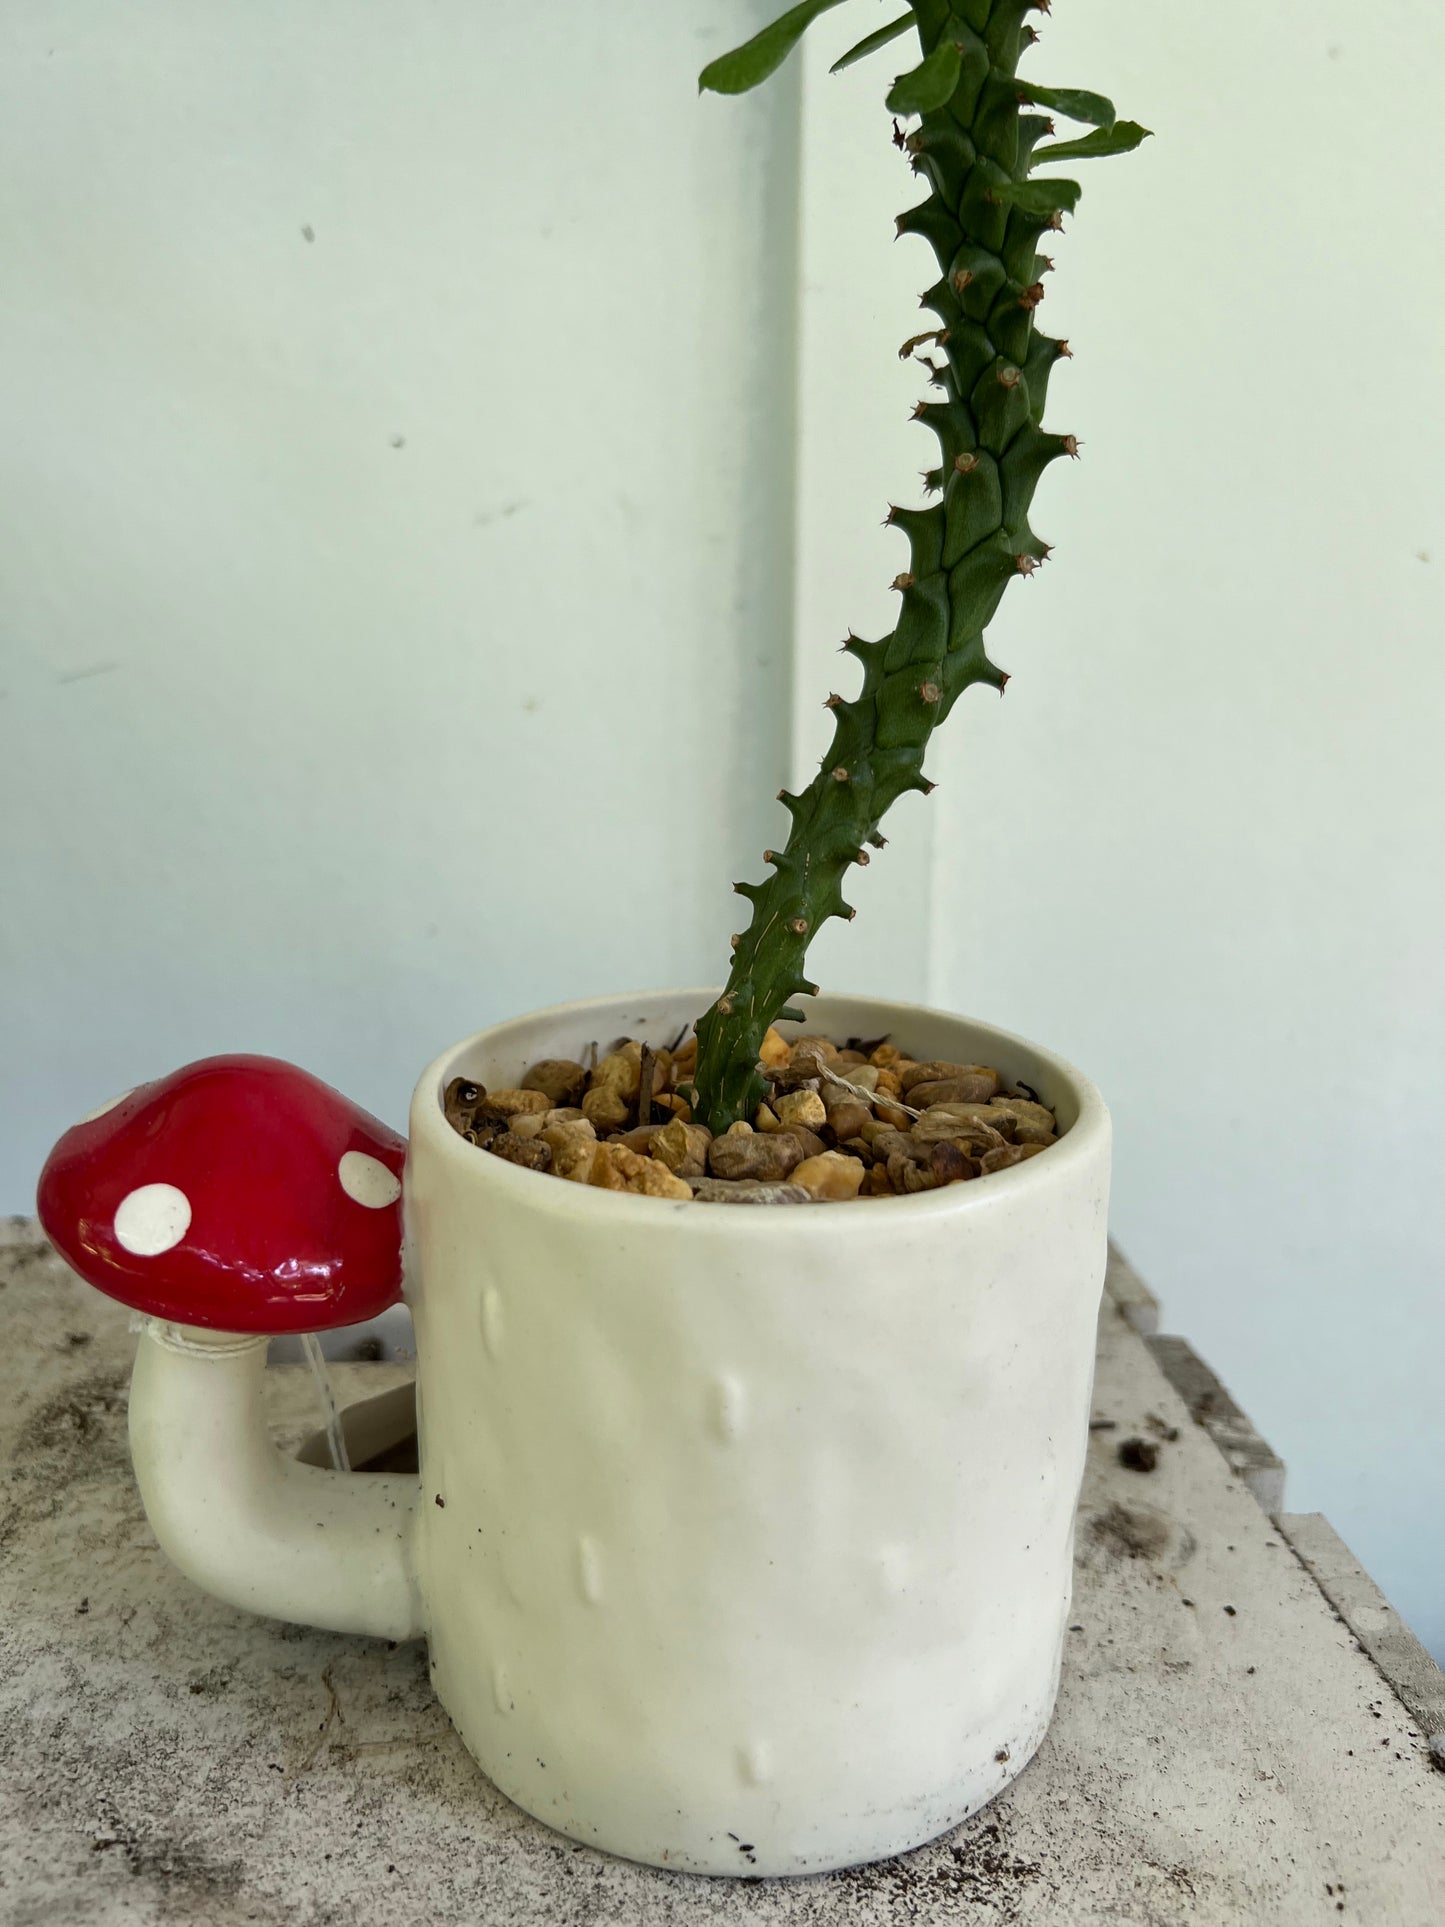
3, 4, 1442, 1657
0, 0, 800, 1168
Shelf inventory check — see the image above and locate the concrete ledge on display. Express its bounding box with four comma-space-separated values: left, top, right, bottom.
1279, 1512, 1445, 1761
1103, 1240, 1160, 1336
1145, 1331, 1288, 1515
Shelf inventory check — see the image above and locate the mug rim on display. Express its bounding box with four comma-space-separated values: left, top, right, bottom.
407, 987, 1110, 1233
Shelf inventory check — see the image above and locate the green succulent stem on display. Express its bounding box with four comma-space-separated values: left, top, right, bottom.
691, 1, 1142, 1133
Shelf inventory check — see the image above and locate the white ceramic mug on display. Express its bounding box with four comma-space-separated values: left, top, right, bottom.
127, 989, 1111, 1877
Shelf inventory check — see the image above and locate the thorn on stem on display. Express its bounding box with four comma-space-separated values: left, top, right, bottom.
1056, 338, 1073, 357
892, 572, 916, 592
919, 681, 941, 704
997, 364, 1022, 390
854, 849, 870, 866
832, 766, 851, 784
717, 994, 735, 1016
892, 118, 906, 149
824, 692, 842, 709
1018, 282, 1045, 311
1062, 434, 1080, 457
954, 451, 980, 475
1015, 553, 1040, 575
951, 269, 973, 295
789, 917, 809, 936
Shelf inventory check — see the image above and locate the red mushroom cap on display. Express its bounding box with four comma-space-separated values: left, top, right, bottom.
37, 1055, 407, 1335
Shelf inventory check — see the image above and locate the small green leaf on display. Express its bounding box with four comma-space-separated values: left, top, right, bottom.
699, 0, 850, 96
990, 176, 1083, 217
830, 13, 915, 75
1030, 121, 1151, 167
885, 39, 963, 115
1012, 82, 1116, 128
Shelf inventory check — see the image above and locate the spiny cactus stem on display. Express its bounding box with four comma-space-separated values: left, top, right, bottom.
691, 0, 1116, 1134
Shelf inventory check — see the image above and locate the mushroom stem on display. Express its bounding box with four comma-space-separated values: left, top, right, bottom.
128, 1320, 424, 1640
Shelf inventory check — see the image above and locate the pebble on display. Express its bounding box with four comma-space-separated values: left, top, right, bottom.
776, 1089, 827, 1132
906, 1074, 1002, 1109
888, 1150, 938, 1194
543, 1118, 599, 1183
929, 1141, 974, 1184
521, 1058, 588, 1107
490, 1131, 552, 1171
791, 1152, 866, 1200
979, 1143, 1026, 1175
582, 1087, 630, 1133
603, 1143, 693, 1200
480, 1088, 552, 1118
988, 1096, 1057, 1144
708, 1131, 805, 1182
589, 1045, 642, 1102
689, 1178, 813, 1205
587, 1144, 628, 1191
911, 1108, 1003, 1149
649, 1117, 712, 1178
824, 1097, 871, 1142
758, 1026, 791, 1068
900, 1062, 1001, 1101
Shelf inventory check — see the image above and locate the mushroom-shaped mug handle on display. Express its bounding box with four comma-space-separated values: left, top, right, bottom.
37, 1056, 424, 1640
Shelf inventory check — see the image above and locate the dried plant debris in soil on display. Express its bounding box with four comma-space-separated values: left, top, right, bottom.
444, 1028, 1059, 1205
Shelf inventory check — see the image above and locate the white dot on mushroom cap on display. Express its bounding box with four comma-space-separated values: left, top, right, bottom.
338, 1151, 401, 1209
81, 1088, 135, 1124
114, 1183, 192, 1256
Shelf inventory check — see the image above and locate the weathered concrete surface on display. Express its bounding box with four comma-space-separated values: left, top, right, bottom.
1145, 1332, 1288, 1516
1, 1219, 1441, 1925
1278, 1512, 1445, 1756
1103, 1243, 1160, 1338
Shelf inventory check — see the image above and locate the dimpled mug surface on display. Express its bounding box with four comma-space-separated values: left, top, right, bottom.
404, 989, 1111, 1877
